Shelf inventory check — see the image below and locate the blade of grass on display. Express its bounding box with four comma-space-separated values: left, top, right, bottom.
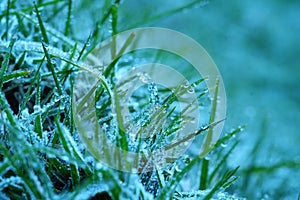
14, 0, 64, 14
201, 78, 220, 154
0, 93, 16, 127
212, 126, 244, 150
3, 70, 32, 83
77, 34, 91, 61
18, 57, 44, 117
155, 167, 166, 189
41, 42, 63, 95
34, 70, 43, 137
208, 140, 239, 184
64, 0, 72, 36
111, 4, 118, 35
242, 161, 300, 174
5, 0, 11, 40
98, 31, 136, 77
14, 51, 27, 69
113, 86, 128, 151
203, 166, 239, 200
0, 38, 15, 90
54, 117, 80, 186
157, 157, 201, 199
1, 120, 55, 199
199, 158, 209, 190
34, 2, 49, 44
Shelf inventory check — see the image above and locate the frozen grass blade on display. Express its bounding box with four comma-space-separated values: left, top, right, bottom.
3, 70, 32, 83
0, 38, 15, 90
208, 141, 239, 184
200, 78, 220, 156
102, 31, 136, 77
34, 2, 49, 44
18, 57, 44, 117
5, 0, 11, 40
15, 50, 27, 68
10, 0, 64, 14
34, 69, 43, 137
113, 86, 128, 151
111, 4, 118, 35
54, 117, 80, 186
0, 93, 16, 126
0, 121, 55, 199
64, 0, 72, 36
77, 34, 91, 61
41, 42, 63, 95
101, 0, 121, 26
203, 166, 239, 200
157, 157, 201, 199
212, 126, 244, 150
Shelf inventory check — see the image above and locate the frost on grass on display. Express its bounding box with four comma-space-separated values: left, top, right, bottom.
0, 0, 245, 199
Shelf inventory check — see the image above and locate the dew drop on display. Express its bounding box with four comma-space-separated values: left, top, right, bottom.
188, 87, 195, 94
182, 80, 190, 88
221, 143, 227, 148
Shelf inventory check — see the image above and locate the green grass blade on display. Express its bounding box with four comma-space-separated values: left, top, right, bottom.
34, 2, 49, 44
113, 86, 128, 151
34, 70, 43, 137
199, 158, 209, 190
212, 126, 244, 149
3, 70, 32, 83
64, 0, 72, 36
102, 32, 136, 77
111, 4, 118, 35
203, 166, 239, 200
5, 0, 11, 40
41, 42, 63, 95
0, 93, 16, 126
15, 51, 27, 68
55, 118, 80, 185
77, 34, 91, 61
18, 57, 44, 117
0, 38, 15, 90
157, 157, 201, 199
208, 141, 239, 184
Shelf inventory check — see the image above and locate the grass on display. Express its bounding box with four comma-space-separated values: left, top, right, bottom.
1, 0, 298, 199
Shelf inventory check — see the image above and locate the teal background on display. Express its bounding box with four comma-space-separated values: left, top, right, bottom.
114, 0, 300, 198
71, 0, 300, 198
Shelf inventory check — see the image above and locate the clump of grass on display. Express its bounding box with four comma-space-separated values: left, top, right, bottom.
0, 0, 246, 199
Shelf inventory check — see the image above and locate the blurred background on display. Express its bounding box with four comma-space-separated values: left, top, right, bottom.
74, 0, 300, 198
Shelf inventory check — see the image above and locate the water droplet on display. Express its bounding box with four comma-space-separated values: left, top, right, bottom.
175, 165, 182, 172
204, 155, 211, 160
187, 87, 195, 94
50, 58, 56, 65
221, 143, 227, 148
182, 80, 190, 88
